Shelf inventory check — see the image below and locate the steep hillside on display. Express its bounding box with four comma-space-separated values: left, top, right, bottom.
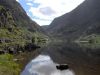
42, 25, 49, 30
47, 0, 100, 40
0, 0, 48, 75
0, 0, 44, 32
0, 0, 48, 53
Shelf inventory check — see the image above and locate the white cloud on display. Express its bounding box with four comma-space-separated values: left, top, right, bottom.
16, 0, 19, 2
26, 3, 33, 6
25, 0, 85, 25
33, 18, 52, 25
25, 0, 32, 2
29, 7, 56, 20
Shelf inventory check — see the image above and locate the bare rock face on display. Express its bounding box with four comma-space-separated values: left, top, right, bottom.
47, 0, 100, 40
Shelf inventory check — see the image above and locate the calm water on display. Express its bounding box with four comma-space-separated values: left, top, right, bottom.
21, 55, 75, 75
21, 42, 100, 75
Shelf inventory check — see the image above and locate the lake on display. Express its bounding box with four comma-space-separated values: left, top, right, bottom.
20, 42, 100, 75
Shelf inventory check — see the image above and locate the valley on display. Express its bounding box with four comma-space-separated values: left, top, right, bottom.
0, 0, 100, 75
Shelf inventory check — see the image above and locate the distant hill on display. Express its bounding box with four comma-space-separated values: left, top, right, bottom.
47, 0, 100, 40
41, 25, 49, 30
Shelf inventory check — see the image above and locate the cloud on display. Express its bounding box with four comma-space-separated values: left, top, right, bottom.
16, 0, 19, 2
24, 0, 85, 25
39, 7, 56, 16
29, 7, 56, 20
26, 3, 33, 6
25, 0, 33, 2
33, 18, 52, 25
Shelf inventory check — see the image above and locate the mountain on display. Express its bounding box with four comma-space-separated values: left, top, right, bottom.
0, 0, 44, 32
47, 0, 100, 40
41, 25, 49, 30
0, 0, 47, 53
0, 0, 48, 74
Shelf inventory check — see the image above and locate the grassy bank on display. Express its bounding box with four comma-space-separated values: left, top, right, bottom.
0, 54, 21, 75
77, 34, 100, 48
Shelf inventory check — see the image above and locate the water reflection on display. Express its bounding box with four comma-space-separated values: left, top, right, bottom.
40, 42, 100, 75
21, 42, 100, 75
21, 55, 75, 75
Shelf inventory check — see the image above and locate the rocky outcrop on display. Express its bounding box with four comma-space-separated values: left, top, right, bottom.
0, 43, 40, 54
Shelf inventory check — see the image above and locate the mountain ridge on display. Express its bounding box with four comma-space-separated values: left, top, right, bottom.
0, 0, 44, 32
47, 0, 100, 40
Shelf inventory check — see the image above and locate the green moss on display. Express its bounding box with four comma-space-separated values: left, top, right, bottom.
0, 6, 5, 10
0, 27, 34, 49
31, 32, 49, 46
0, 54, 21, 75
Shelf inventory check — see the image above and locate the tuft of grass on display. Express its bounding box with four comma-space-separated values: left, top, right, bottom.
0, 54, 21, 75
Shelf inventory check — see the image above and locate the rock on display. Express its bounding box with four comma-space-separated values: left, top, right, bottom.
0, 50, 5, 54
25, 43, 40, 51
0, 38, 12, 43
56, 64, 69, 71
0, 38, 5, 43
8, 47, 17, 54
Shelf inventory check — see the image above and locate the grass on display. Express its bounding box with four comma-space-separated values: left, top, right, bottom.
0, 5, 49, 75
0, 28, 49, 50
0, 54, 21, 75
0, 28, 31, 50
0, 28, 48, 74
77, 34, 100, 48
0, 5, 49, 50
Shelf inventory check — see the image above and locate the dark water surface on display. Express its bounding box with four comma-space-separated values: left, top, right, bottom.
20, 42, 100, 75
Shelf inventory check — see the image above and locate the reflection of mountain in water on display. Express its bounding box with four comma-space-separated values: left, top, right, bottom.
21, 55, 74, 75
21, 42, 100, 75
40, 42, 100, 75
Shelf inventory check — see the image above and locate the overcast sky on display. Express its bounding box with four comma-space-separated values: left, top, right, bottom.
16, 0, 85, 26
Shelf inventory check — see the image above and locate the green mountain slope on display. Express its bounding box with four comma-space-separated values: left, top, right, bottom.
0, 0, 48, 52
0, 0, 44, 32
0, 0, 48, 75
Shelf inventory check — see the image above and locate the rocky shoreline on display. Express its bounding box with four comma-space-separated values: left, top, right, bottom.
0, 43, 40, 54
